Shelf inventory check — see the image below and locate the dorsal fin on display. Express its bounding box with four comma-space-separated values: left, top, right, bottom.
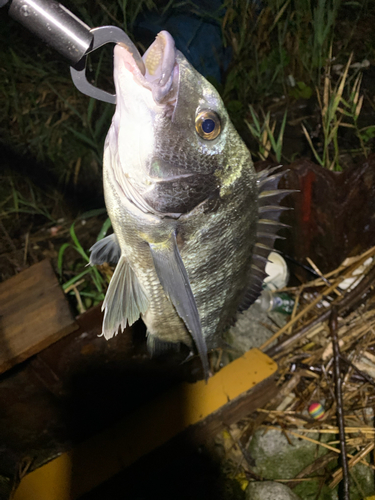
239, 166, 294, 312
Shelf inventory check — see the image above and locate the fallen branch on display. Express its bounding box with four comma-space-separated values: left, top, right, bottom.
330, 307, 350, 499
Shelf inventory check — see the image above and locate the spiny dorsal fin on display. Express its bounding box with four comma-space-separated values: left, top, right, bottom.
257, 218, 290, 232
239, 166, 293, 312
101, 255, 148, 339
149, 231, 209, 380
257, 171, 285, 190
90, 233, 121, 265
258, 205, 290, 222
256, 164, 283, 181
259, 189, 293, 203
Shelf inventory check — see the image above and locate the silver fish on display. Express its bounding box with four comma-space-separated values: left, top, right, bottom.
90, 31, 287, 378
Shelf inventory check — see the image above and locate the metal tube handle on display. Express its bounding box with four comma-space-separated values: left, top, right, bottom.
8, 0, 93, 65
3, 0, 140, 102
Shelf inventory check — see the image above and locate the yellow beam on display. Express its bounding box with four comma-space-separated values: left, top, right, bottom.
14, 348, 277, 500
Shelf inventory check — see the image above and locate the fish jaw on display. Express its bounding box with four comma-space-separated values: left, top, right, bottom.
142, 31, 178, 104
107, 32, 180, 213
114, 30, 178, 112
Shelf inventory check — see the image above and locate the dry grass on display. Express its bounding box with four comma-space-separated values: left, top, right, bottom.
213, 245, 375, 494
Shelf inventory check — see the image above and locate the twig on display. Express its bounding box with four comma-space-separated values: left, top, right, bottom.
64, 278, 86, 293
306, 257, 342, 296
264, 426, 375, 470
287, 288, 301, 335
261, 253, 374, 352
276, 477, 323, 483
292, 427, 374, 435
321, 362, 336, 400
260, 278, 344, 351
266, 263, 375, 357
215, 348, 223, 372
23, 231, 29, 265
329, 442, 374, 489
281, 246, 375, 292
330, 307, 350, 499
72, 286, 86, 314
281, 428, 342, 453
286, 451, 337, 488
340, 354, 375, 388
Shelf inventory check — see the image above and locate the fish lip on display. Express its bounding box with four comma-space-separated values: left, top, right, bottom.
115, 31, 178, 106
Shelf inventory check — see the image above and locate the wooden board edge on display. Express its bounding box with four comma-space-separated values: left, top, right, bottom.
0, 322, 78, 375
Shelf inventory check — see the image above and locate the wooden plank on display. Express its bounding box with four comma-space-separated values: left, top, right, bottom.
0, 259, 78, 374
13, 348, 278, 500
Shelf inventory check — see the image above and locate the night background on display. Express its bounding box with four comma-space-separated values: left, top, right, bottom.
1, 1, 375, 499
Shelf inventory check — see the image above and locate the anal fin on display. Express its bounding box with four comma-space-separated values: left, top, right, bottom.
101, 255, 148, 339
149, 231, 209, 380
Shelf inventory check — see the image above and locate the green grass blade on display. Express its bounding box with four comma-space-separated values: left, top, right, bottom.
302, 123, 324, 166
57, 243, 71, 276
87, 98, 96, 124
249, 106, 262, 135
65, 126, 98, 149
245, 121, 261, 140
69, 223, 89, 262
275, 111, 287, 162
80, 208, 108, 219
264, 120, 278, 158
97, 217, 112, 241
62, 268, 93, 291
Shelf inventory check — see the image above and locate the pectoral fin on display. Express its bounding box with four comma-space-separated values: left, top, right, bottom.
90, 233, 121, 265
101, 256, 148, 339
149, 232, 209, 379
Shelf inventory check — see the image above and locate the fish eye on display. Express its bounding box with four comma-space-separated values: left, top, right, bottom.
195, 110, 221, 140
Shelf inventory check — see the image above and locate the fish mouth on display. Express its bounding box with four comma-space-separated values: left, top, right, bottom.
115, 31, 178, 107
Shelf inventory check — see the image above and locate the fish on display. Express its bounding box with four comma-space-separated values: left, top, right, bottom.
90, 30, 288, 378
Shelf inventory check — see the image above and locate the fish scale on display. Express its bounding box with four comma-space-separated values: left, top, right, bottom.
180, 171, 258, 347
89, 31, 290, 378
103, 164, 191, 347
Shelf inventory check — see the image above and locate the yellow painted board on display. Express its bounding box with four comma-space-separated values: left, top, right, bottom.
14, 348, 277, 500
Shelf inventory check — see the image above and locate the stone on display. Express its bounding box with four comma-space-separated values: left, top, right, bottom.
246, 481, 301, 500
225, 303, 287, 355
248, 427, 375, 499
248, 428, 326, 480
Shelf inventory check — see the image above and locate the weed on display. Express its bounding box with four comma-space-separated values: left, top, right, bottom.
246, 106, 287, 163
58, 216, 112, 313
0, 174, 59, 223
1, 0, 371, 185
302, 53, 370, 170
220, 0, 350, 112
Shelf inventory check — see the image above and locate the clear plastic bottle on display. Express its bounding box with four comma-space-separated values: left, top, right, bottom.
257, 289, 295, 315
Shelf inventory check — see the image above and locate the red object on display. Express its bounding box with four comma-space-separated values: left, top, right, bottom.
308, 402, 325, 420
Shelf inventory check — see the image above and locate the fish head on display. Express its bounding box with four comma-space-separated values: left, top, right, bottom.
106, 30, 249, 216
